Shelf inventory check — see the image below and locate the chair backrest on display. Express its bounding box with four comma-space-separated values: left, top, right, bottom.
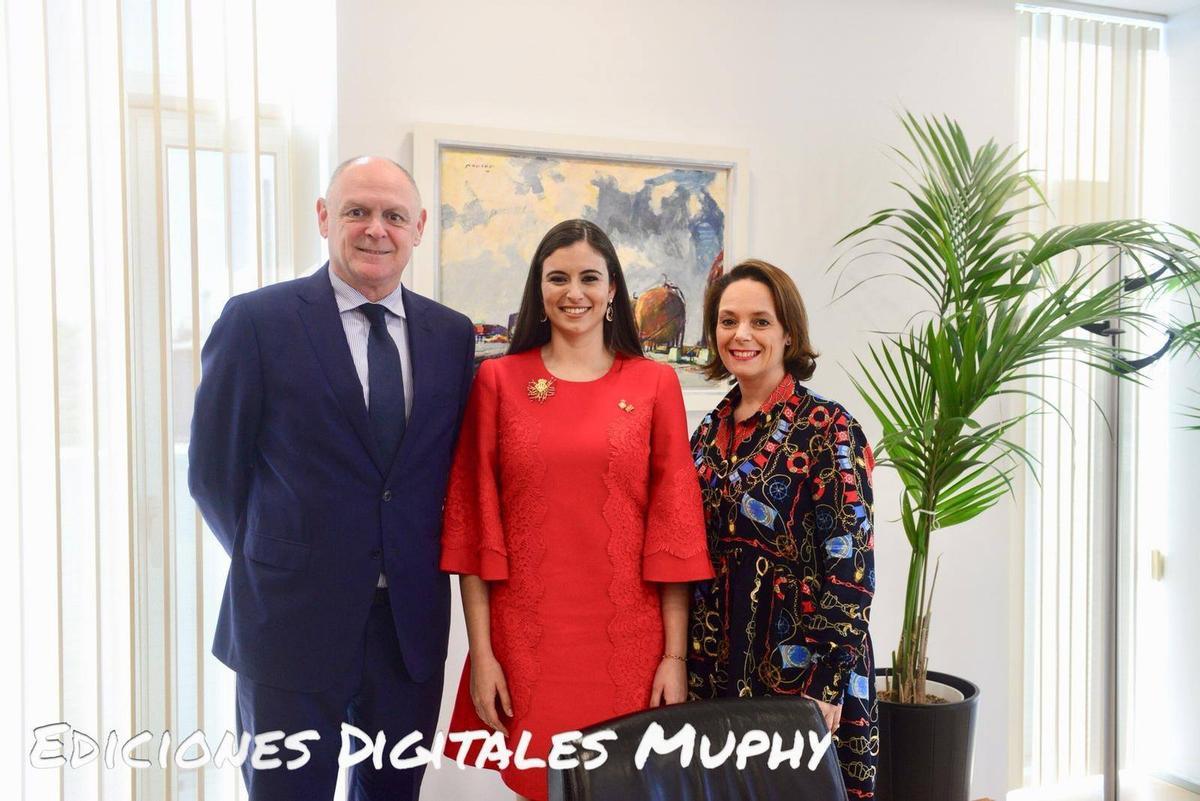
548, 696, 848, 801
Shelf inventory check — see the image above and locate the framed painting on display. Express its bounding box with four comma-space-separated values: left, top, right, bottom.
412, 124, 749, 408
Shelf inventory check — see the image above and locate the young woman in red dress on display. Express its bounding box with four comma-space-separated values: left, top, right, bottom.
440, 219, 713, 800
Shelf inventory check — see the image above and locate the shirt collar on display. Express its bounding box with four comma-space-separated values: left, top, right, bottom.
715, 372, 797, 421
328, 266, 407, 319
761, 372, 797, 411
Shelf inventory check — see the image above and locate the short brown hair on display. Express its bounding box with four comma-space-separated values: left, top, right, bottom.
701, 259, 819, 381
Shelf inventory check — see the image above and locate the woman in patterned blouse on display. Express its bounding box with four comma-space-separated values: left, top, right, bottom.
687, 259, 878, 799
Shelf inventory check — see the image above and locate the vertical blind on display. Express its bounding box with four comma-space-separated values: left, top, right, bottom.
1016, 5, 1163, 792
1, 0, 332, 799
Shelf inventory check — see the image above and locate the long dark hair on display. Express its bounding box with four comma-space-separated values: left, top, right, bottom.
507, 219, 643, 358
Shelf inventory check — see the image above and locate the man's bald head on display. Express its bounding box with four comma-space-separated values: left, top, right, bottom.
317, 155, 427, 302
325, 155, 422, 209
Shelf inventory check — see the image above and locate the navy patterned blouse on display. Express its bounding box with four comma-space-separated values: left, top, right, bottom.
687, 374, 878, 798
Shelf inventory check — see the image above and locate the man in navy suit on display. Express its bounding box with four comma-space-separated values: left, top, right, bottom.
189, 156, 475, 800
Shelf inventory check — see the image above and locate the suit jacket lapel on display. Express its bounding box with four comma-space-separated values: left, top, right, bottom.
296, 264, 386, 475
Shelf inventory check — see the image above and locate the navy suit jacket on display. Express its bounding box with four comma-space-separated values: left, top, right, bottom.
188, 264, 475, 693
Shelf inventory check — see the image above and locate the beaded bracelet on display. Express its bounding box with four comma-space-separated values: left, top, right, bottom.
661, 653, 686, 662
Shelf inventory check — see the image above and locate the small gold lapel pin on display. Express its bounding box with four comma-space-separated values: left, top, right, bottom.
527, 377, 556, 403
618, 399, 635, 413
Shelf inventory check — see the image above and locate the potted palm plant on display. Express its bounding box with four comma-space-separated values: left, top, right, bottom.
834, 113, 1200, 801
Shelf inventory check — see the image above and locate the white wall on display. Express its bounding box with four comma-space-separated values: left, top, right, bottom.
336, 1, 1020, 797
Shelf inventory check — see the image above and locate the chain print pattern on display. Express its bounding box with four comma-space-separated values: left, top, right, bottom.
687, 377, 878, 799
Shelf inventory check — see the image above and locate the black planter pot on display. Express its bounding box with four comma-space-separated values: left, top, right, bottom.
874, 669, 980, 801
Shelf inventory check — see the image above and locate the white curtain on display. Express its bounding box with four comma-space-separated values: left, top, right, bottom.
1017, 5, 1164, 794
1, 1, 333, 799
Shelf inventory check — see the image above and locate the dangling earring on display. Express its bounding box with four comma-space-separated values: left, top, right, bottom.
605, 301, 614, 322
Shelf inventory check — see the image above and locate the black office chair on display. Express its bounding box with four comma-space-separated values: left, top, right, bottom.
548, 696, 847, 800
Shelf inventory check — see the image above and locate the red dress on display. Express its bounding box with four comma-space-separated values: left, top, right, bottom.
440, 349, 712, 800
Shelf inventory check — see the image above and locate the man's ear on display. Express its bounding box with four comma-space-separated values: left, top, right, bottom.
316, 197, 329, 238
413, 208, 427, 246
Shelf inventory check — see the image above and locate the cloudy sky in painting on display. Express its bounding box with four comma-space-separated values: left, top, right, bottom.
438, 149, 727, 357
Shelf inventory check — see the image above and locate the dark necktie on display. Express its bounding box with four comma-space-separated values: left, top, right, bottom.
359, 303, 407, 468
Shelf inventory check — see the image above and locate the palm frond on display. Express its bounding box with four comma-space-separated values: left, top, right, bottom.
833, 110, 1200, 701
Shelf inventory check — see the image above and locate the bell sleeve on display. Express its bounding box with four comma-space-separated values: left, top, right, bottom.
800, 410, 876, 706
642, 365, 715, 583
440, 358, 509, 580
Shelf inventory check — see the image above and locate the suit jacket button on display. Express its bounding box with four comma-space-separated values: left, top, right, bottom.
382, 489, 393, 502
370, 549, 382, 558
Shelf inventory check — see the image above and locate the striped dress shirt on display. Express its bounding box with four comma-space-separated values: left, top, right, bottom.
328, 267, 414, 418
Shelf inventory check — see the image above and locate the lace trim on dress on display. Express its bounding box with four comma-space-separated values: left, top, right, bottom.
442, 470, 506, 566
602, 405, 662, 714
442, 366, 506, 566
643, 464, 710, 561
491, 400, 547, 721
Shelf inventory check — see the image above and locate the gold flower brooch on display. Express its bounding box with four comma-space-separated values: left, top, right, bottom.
527, 377, 556, 403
